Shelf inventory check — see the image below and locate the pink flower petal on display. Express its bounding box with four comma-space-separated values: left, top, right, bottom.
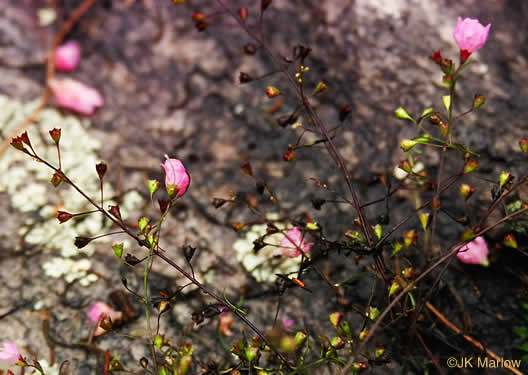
279, 227, 312, 258
55, 41, 81, 72
160, 159, 190, 197
87, 302, 123, 336
454, 17, 491, 53
456, 236, 489, 266
0, 341, 22, 366
49, 78, 103, 115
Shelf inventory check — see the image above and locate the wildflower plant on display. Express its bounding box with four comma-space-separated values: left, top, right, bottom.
4, 2, 528, 375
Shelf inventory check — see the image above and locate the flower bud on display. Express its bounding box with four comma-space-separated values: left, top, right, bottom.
503, 234, 518, 249
366, 306, 380, 320
192, 12, 206, 22
372, 224, 382, 240
147, 179, 160, 199
401, 267, 416, 279
157, 300, 170, 314
440, 60, 453, 74
391, 242, 403, 256
160, 159, 190, 197
138, 217, 150, 233
238, 7, 248, 21
179, 355, 192, 375
295, 331, 307, 346
419, 212, 431, 231
359, 330, 369, 340
430, 50, 442, 64
10, 136, 27, 152
96, 162, 107, 180
231, 222, 246, 232
265, 86, 280, 98
429, 113, 442, 125
460, 184, 475, 200
389, 280, 401, 296
280, 336, 297, 352
50, 172, 64, 187
439, 121, 449, 137
403, 229, 418, 247
112, 243, 123, 258
49, 128, 61, 144
400, 139, 418, 152
352, 362, 368, 372
329, 312, 343, 328
245, 346, 259, 363
57, 211, 73, 223
109, 205, 122, 220
464, 159, 479, 174
125, 254, 141, 266
473, 94, 485, 109
421, 108, 433, 118
442, 95, 451, 112
499, 171, 514, 190
394, 107, 413, 121
154, 334, 164, 350
74, 236, 93, 249
283, 149, 295, 161
19, 131, 31, 147
312, 81, 328, 96
520, 138, 528, 154
330, 336, 345, 349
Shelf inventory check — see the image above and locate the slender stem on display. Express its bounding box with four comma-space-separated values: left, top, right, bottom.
344, 205, 528, 371
214, 0, 373, 247
33, 154, 294, 369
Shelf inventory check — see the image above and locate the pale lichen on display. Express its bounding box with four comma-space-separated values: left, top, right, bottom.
0, 96, 141, 285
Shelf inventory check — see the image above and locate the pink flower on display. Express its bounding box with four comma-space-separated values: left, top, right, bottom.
55, 41, 81, 72
456, 236, 489, 266
0, 342, 22, 366
87, 302, 123, 336
48, 78, 103, 115
279, 227, 312, 258
160, 159, 190, 197
283, 318, 295, 329
454, 17, 491, 55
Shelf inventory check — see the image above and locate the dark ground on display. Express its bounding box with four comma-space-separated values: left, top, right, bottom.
0, 1, 528, 374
